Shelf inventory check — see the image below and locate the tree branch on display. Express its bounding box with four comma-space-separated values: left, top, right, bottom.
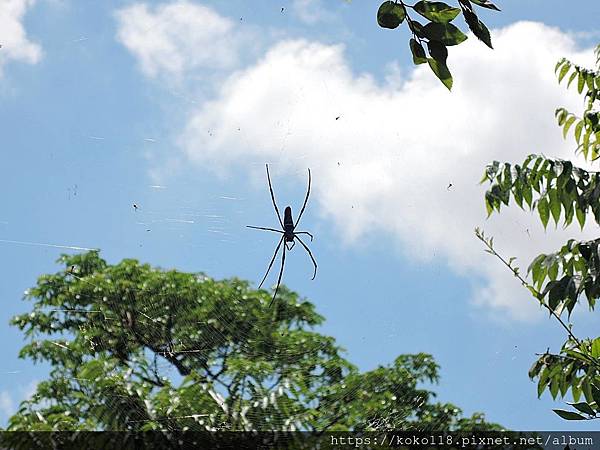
475, 228, 582, 346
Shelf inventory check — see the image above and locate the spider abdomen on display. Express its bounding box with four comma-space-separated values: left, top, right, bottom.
284, 206, 294, 230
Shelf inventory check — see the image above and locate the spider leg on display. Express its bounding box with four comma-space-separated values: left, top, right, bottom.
247, 225, 284, 234
258, 236, 284, 289
269, 243, 286, 307
266, 164, 284, 228
295, 236, 317, 280
294, 231, 313, 241
294, 168, 311, 228
286, 240, 295, 251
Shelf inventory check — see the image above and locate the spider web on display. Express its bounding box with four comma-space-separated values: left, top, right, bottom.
52, 271, 318, 431
1, 210, 451, 437
18, 258, 433, 433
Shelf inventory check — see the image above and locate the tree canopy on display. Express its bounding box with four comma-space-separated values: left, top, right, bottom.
7, 251, 500, 432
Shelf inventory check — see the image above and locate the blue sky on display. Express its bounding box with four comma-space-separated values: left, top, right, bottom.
1, 0, 600, 430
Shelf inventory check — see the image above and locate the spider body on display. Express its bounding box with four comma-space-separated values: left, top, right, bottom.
247, 165, 317, 307
283, 206, 295, 246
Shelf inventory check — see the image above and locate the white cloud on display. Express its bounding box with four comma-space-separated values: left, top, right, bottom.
0, 390, 14, 417
173, 21, 598, 321
0, 0, 42, 75
292, 0, 333, 25
115, 1, 247, 81
0, 379, 36, 419
22, 379, 38, 400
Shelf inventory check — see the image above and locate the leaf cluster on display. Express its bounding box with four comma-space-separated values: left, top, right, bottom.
377, 0, 498, 90
554, 54, 600, 160
529, 342, 600, 421
481, 155, 600, 230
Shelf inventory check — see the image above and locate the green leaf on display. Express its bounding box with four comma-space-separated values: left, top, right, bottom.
579, 243, 592, 260
558, 62, 571, 83
537, 367, 550, 397
585, 72, 595, 91
549, 378, 559, 399
479, 168, 490, 184
528, 359, 543, 379
591, 385, 600, 410
565, 282, 577, 316
575, 120, 583, 144
592, 337, 600, 358
563, 116, 576, 139
584, 382, 595, 404
414, 1, 460, 23
567, 70, 578, 89
548, 189, 561, 225
564, 201, 574, 226
427, 57, 453, 90
548, 261, 558, 281
548, 278, 567, 311
470, 0, 501, 11
461, 8, 493, 48
553, 409, 587, 420
513, 181, 523, 208
576, 207, 586, 229
377, 1, 406, 29
572, 380, 582, 403
427, 40, 448, 62
523, 183, 533, 208
538, 197, 550, 229
527, 285, 539, 298
556, 108, 567, 125
80, 360, 105, 382
568, 402, 596, 416
485, 192, 494, 216
559, 370, 569, 397
409, 38, 427, 65
422, 22, 468, 46
578, 72, 585, 94
528, 253, 545, 279
410, 20, 426, 38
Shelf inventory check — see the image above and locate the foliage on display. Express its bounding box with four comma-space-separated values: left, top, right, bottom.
6, 251, 501, 432
555, 52, 600, 160
377, 0, 499, 90
479, 45, 600, 421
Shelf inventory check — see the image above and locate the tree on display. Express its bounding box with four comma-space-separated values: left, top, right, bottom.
478, 45, 600, 420
376, 0, 499, 90
7, 251, 500, 432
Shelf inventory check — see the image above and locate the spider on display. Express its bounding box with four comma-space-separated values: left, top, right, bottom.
247, 164, 317, 307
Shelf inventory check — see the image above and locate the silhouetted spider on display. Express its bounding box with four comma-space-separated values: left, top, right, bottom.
247, 164, 317, 307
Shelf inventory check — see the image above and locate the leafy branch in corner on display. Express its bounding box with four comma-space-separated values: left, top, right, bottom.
377, 0, 499, 90
475, 227, 600, 421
